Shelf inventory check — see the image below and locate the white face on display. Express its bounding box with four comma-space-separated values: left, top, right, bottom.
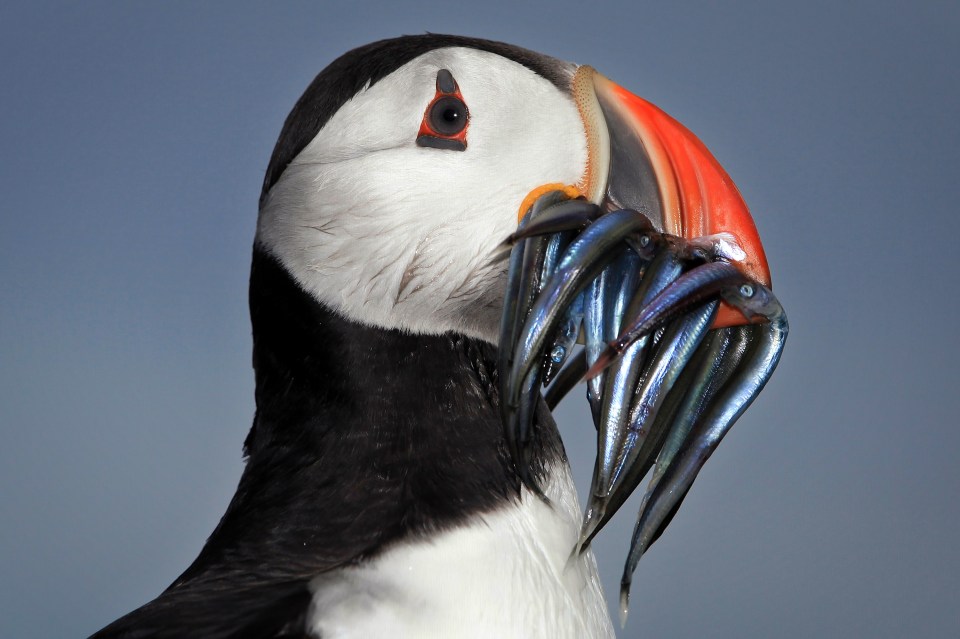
256, 47, 587, 342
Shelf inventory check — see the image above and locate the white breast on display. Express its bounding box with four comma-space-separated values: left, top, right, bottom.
306, 463, 614, 639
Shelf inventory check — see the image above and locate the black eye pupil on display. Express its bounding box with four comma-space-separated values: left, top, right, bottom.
430, 96, 467, 136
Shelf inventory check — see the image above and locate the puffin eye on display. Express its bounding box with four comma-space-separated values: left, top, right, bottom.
417, 69, 469, 151
429, 96, 468, 136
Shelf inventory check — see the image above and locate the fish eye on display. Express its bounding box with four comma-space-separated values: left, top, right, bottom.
429, 96, 468, 136
739, 283, 754, 298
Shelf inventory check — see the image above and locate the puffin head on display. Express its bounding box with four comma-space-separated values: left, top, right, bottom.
255, 34, 769, 342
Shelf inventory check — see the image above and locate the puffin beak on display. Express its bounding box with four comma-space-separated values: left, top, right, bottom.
496, 65, 788, 621
571, 66, 788, 614
575, 65, 770, 327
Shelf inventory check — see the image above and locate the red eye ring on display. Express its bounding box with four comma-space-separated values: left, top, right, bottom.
417, 69, 469, 151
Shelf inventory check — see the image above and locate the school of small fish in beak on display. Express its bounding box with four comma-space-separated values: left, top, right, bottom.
497, 188, 788, 622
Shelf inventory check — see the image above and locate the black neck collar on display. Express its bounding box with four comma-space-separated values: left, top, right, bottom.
182, 248, 562, 580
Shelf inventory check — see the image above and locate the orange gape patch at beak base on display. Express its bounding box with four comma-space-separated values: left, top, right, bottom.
517, 184, 584, 222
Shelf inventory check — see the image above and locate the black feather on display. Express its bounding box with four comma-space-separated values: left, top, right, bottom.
91, 249, 565, 637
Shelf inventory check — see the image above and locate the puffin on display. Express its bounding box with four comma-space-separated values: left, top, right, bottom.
92, 34, 771, 639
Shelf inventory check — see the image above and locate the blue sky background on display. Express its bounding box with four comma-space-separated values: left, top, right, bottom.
2, 1, 958, 637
